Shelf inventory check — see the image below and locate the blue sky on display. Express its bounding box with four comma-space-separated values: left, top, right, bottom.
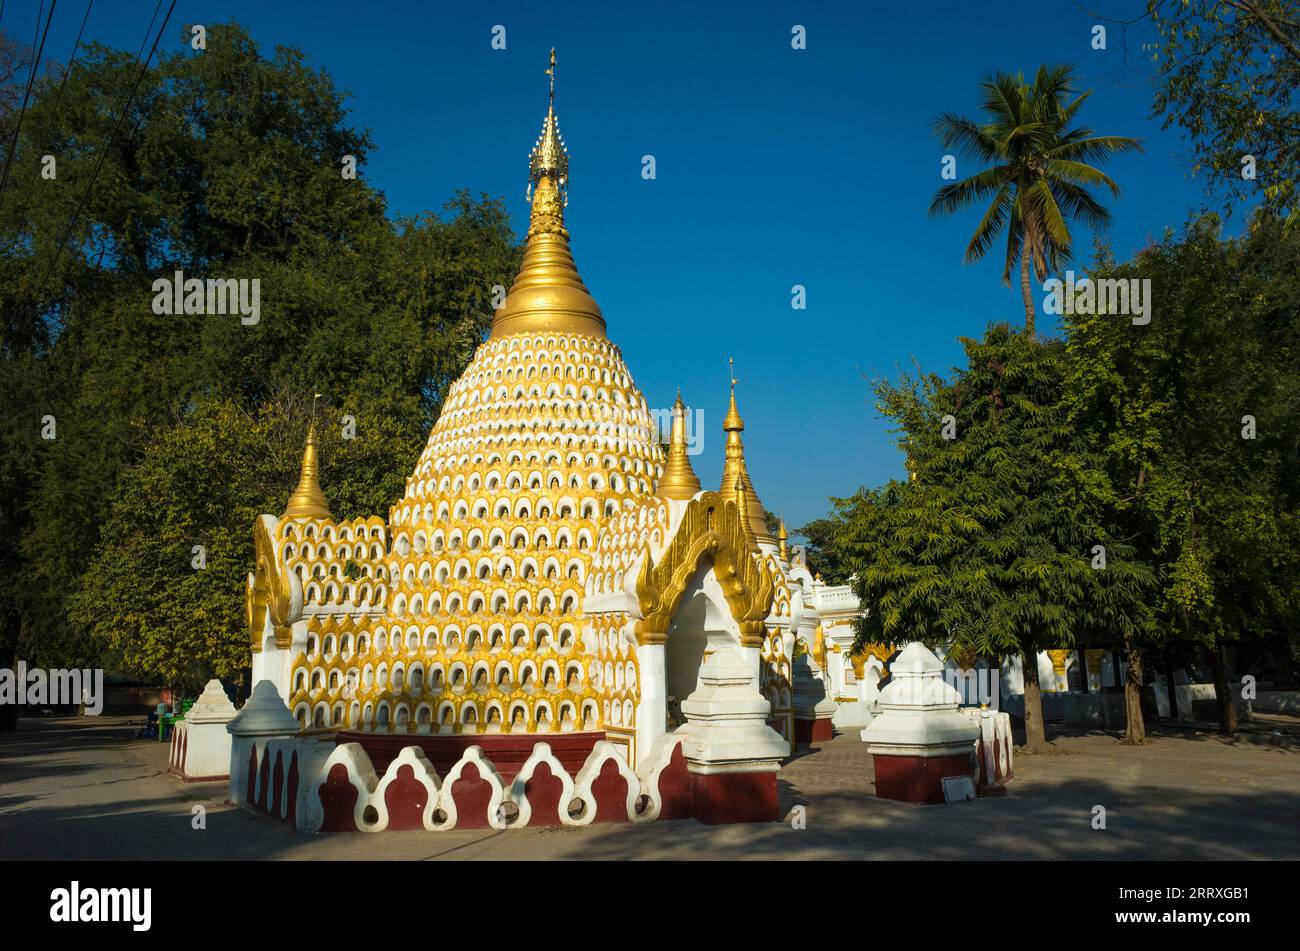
7, 0, 1240, 530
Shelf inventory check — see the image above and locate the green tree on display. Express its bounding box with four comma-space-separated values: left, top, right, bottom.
794, 515, 854, 585
1063, 213, 1300, 735
67, 396, 420, 692
838, 325, 1154, 750
1150, 0, 1300, 227
0, 23, 520, 692
929, 64, 1141, 335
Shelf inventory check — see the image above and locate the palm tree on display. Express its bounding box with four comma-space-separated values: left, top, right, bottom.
929, 65, 1141, 336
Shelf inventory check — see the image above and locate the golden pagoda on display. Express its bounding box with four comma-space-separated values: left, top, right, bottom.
657, 390, 702, 501
282, 420, 331, 520
720, 360, 776, 547
245, 52, 801, 772
256, 50, 664, 740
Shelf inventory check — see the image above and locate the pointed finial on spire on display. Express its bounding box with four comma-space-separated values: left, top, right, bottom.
284, 400, 332, 520
493, 48, 605, 340
719, 363, 774, 546
527, 48, 568, 196
778, 518, 788, 561
658, 388, 702, 501
724, 357, 744, 431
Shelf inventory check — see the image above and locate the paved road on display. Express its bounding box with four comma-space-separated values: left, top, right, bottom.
1, 716, 1296, 860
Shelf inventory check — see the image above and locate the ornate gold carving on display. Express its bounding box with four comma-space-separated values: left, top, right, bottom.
283, 421, 331, 519
492, 52, 605, 340
633, 491, 776, 647
719, 363, 774, 546
850, 643, 891, 680
1048, 649, 1070, 677
657, 390, 701, 501
249, 515, 299, 650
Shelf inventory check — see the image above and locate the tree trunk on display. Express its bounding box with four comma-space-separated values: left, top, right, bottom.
1121, 631, 1147, 744
0, 641, 19, 732
1205, 641, 1239, 736
1019, 245, 1036, 337
1271, 638, 1296, 689
1021, 651, 1051, 750
1164, 646, 1179, 720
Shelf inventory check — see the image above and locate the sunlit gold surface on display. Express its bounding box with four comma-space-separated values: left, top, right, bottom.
491, 51, 605, 340
283, 422, 332, 519
657, 390, 701, 501
719, 368, 775, 546
633, 491, 776, 647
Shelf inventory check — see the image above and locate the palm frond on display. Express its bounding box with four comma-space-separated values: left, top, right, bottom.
1001, 202, 1024, 286
931, 113, 1001, 161
1050, 181, 1111, 230
1046, 158, 1121, 196
1047, 135, 1143, 165
964, 185, 1013, 264
929, 166, 1008, 217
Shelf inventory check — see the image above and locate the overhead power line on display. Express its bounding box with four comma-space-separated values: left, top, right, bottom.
24, 0, 177, 331
0, 0, 59, 199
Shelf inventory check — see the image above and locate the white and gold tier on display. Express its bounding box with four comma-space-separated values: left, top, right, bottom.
259, 60, 663, 739
245, 53, 799, 766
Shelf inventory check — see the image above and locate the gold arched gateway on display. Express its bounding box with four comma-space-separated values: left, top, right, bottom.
850, 644, 893, 681
633, 491, 776, 647
247, 514, 300, 651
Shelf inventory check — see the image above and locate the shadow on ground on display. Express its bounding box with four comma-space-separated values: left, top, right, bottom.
1, 716, 1297, 860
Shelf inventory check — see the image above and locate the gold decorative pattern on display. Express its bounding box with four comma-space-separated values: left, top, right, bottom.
248, 515, 300, 651
283, 421, 332, 519
719, 365, 774, 546
633, 491, 776, 647
850, 643, 892, 681
1049, 649, 1070, 678
657, 390, 701, 501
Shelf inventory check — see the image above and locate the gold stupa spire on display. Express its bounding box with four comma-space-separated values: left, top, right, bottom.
283, 409, 332, 520
777, 518, 788, 561
658, 389, 702, 501
720, 360, 775, 546
491, 49, 606, 340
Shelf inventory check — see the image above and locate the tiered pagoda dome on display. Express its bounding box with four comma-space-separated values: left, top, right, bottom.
247, 52, 805, 768
265, 53, 668, 738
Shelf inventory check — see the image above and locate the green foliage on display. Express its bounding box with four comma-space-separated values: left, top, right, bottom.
67, 397, 421, 690
930, 64, 1141, 333
1063, 212, 1300, 649
0, 23, 520, 680
793, 515, 853, 585
834, 326, 1155, 667
1149, 0, 1300, 227
814, 211, 1296, 679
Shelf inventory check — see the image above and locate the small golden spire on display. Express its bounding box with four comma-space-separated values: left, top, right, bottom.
778, 518, 788, 561
492, 48, 605, 340
723, 357, 744, 431
658, 389, 701, 501
719, 361, 775, 546
284, 407, 332, 520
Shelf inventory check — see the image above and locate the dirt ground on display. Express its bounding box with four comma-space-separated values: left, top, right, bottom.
1, 715, 1296, 860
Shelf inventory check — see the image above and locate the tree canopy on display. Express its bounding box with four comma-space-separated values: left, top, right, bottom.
1150, 0, 1300, 227
0, 24, 520, 687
